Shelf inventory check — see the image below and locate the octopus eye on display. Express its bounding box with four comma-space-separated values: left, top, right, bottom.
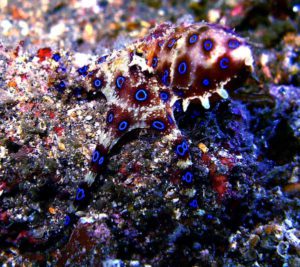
203, 39, 213, 51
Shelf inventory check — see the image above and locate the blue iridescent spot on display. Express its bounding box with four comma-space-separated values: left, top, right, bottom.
152, 57, 158, 68
92, 150, 105, 165
158, 40, 164, 47
98, 55, 107, 63
92, 150, 100, 162
73, 87, 83, 97
182, 171, 193, 183
189, 34, 198, 44
118, 120, 129, 131
116, 76, 126, 89
167, 114, 174, 124
175, 140, 189, 157
52, 53, 61, 62
189, 199, 198, 208
77, 65, 89, 76
93, 78, 102, 89
162, 70, 170, 86
56, 80, 66, 92
174, 100, 183, 113
58, 81, 66, 88
98, 156, 104, 165
151, 120, 166, 131
228, 39, 240, 49
107, 112, 114, 123
135, 89, 148, 101
160, 91, 169, 102
206, 214, 214, 220
64, 215, 71, 226
167, 38, 176, 48
76, 188, 85, 201
220, 57, 230, 69
202, 78, 210, 86
203, 39, 213, 51
178, 61, 187, 75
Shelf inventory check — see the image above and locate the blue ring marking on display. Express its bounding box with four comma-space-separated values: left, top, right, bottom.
202, 78, 210, 86
58, 81, 66, 89
77, 65, 89, 76
98, 156, 104, 165
182, 171, 193, 183
160, 92, 169, 102
152, 57, 158, 68
220, 57, 230, 69
92, 150, 100, 162
64, 215, 71, 226
98, 55, 107, 64
158, 40, 164, 47
203, 39, 213, 51
93, 78, 102, 88
182, 140, 188, 150
189, 199, 198, 208
178, 61, 187, 75
56, 81, 66, 92
189, 34, 198, 44
107, 112, 114, 123
173, 100, 183, 113
52, 53, 61, 62
228, 39, 240, 49
167, 38, 176, 48
118, 120, 129, 131
162, 70, 170, 86
135, 89, 148, 101
116, 76, 126, 89
76, 188, 85, 201
151, 120, 165, 131
175, 140, 189, 156
167, 114, 174, 125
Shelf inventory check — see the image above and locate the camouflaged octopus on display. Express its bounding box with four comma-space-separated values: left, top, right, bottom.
4, 21, 254, 207
81, 22, 255, 183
